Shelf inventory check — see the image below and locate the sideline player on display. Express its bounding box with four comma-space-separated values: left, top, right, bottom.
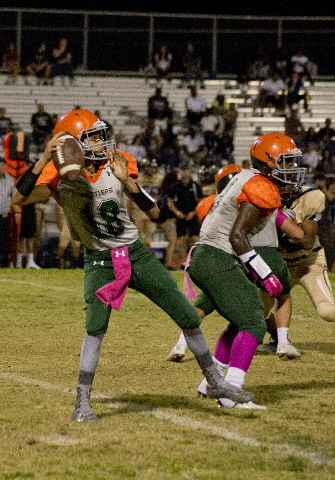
12, 109, 253, 423
257, 167, 335, 355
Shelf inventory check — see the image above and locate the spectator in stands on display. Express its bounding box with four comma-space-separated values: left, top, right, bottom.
31, 103, 53, 151
185, 85, 207, 126
126, 133, 147, 165
49, 38, 74, 84
287, 72, 309, 112
148, 87, 172, 121
223, 102, 239, 137
290, 48, 315, 84
211, 92, 228, 117
179, 125, 206, 167
141, 118, 163, 164
216, 130, 235, 164
284, 107, 306, 148
26, 42, 51, 85
259, 69, 287, 114
167, 162, 203, 267
317, 118, 335, 153
154, 45, 173, 82
246, 44, 271, 81
314, 172, 335, 272
200, 107, 222, 153
314, 148, 335, 175
0, 158, 19, 268
301, 142, 321, 173
2, 42, 20, 84
180, 43, 205, 89
273, 47, 289, 80
0, 108, 12, 144
160, 118, 180, 172
304, 126, 319, 148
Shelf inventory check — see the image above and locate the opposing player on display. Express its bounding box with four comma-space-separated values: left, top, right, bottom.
12, 109, 253, 423
257, 158, 335, 355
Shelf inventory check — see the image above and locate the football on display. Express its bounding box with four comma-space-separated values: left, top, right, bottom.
52, 134, 85, 181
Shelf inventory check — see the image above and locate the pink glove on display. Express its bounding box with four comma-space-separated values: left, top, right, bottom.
261, 274, 282, 297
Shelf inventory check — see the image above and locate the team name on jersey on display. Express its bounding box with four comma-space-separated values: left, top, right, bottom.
93, 187, 114, 197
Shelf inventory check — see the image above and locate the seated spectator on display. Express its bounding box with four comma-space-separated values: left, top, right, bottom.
179, 125, 206, 167
185, 85, 207, 126
246, 45, 271, 81
317, 118, 335, 153
30, 103, 53, 151
148, 87, 172, 120
2, 42, 20, 83
154, 45, 172, 82
301, 143, 321, 173
223, 102, 239, 137
290, 48, 315, 84
287, 72, 309, 111
49, 38, 74, 84
25, 42, 51, 85
126, 133, 147, 166
259, 69, 287, 114
284, 108, 306, 148
0, 107, 12, 143
180, 43, 205, 89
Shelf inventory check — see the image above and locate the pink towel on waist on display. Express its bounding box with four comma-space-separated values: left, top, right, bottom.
96, 247, 131, 310
183, 245, 197, 301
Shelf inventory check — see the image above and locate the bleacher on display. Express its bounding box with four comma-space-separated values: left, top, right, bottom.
0, 72, 335, 166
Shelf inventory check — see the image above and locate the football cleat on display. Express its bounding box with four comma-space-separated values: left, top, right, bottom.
277, 341, 302, 359
202, 365, 254, 403
256, 338, 277, 354
72, 386, 99, 423
217, 398, 266, 409
166, 344, 187, 362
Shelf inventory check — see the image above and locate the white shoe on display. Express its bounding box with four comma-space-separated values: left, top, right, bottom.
197, 377, 208, 397
166, 344, 187, 362
26, 260, 41, 270
218, 398, 266, 409
277, 342, 301, 359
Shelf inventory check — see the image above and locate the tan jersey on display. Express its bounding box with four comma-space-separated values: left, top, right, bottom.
279, 186, 325, 261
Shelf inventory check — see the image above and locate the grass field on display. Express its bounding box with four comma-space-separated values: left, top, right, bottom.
1, 268, 335, 480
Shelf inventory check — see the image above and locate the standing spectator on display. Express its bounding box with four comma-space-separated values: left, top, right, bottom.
290, 48, 314, 84
200, 107, 221, 153
154, 45, 172, 82
2, 42, 20, 84
31, 103, 54, 151
147, 87, 172, 121
287, 72, 309, 111
167, 162, 203, 266
141, 118, 163, 164
313, 172, 335, 272
25, 42, 51, 85
179, 126, 206, 167
259, 69, 287, 114
0, 108, 12, 144
49, 38, 74, 84
211, 92, 228, 117
317, 118, 335, 153
0, 158, 18, 267
284, 108, 306, 148
160, 118, 180, 172
223, 102, 239, 137
181, 43, 205, 89
185, 85, 207, 126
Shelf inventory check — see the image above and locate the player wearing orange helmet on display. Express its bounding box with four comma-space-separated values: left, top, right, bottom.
12, 109, 253, 422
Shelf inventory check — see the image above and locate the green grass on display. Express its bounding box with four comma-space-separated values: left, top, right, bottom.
1, 268, 335, 479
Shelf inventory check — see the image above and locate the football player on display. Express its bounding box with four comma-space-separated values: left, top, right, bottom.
12, 109, 253, 422
169, 133, 307, 408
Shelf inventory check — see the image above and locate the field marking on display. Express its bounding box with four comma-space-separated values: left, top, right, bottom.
1, 372, 335, 467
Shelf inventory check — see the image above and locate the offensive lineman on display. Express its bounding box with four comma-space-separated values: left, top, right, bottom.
12, 109, 252, 423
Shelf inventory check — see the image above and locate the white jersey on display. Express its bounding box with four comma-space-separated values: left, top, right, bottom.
57, 161, 139, 251
198, 169, 280, 255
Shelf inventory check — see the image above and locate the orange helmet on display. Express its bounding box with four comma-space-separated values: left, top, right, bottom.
54, 109, 115, 161
215, 164, 242, 193
250, 132, 306, 186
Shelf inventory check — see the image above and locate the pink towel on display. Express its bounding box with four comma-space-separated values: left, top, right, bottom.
96, 247, 131, 310
182, 245, 197, 301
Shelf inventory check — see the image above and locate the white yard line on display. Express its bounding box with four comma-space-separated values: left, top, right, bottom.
1, 371, 334, 467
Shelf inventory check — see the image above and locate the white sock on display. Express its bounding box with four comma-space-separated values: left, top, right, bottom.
277, 327, 289, 345
224, 366, 245, 388
27, 253, 34, 264
16, 253, 23, 268
177, 332, 187, 348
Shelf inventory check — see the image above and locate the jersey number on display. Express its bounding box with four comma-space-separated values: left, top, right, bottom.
84, 199, 125, 239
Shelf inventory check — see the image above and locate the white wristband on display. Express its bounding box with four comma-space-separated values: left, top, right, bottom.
239, 249, 257, 263
248, 254, 272, 280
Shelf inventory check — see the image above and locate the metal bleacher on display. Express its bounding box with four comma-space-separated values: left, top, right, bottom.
1, 72, 335, 166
